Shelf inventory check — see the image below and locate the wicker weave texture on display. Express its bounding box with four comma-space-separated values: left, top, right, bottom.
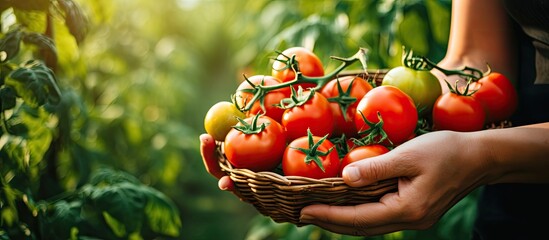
215, 70, 395, 225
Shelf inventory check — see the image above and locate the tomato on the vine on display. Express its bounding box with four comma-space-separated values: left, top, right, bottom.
320, 75, 373, 137
282, 131, 340, 179
272, 47, 324, 90
224, 115, 287, 172
339, 144, 389, 176
469, 72, 517, 123
204, 101, 246, 141
382, 66, 442, 115
281, 88, 334, 141
433, 82, 486, 132
354, 85, 418, 146
235, 75, 290, 123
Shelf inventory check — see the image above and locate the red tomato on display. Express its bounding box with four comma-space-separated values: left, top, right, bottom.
272, 47, 324, 90
224, 115, 287, 172
320, 76, 373, 137
235, 75, 291, 123
339, 144, 390, 176
281, 90, 334, 141
354, 86, 418, 146
432, 92, 486, 132
469, 72, 517, 123
282, 134, 340, 179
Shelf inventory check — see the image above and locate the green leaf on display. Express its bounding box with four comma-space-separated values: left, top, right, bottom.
0, 105, 54, 172
57, 0, 89, 44
0, 183, 20, 227
22, 32, 58, 61
0, 86, 17, 111
0, 29, 23, 63
0, 63, 16, 85
82, 182, 146, 236
38, 200, 83, 240
142, 186, 182, 237
5, 60, 61, 107
102, 211, 126, 238
88, 167, 142, 186
51, 12, 87, 78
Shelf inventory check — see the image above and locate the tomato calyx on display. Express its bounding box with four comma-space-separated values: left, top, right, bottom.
330, 134, 352, 158
415, 118, 432, 136
290, 129, 335, 172
277, 86, 315, 109
237, 75, 273, 112
326, 77, 358, 121
271, 50, 302, 75
356, 111, 392, 146
445, 78, 477, 96
232, 114, 270, 134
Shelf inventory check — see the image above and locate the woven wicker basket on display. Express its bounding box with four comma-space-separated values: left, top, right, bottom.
216, 69, 399, 226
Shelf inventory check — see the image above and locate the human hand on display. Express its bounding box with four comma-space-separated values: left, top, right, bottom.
199, 133, 234, 191
299, 130, 488, 236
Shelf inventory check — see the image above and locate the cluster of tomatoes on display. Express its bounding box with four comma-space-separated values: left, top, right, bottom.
204, 47, 517, 180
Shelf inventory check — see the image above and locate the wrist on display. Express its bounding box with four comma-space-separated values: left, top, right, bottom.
467, 126, 549, 184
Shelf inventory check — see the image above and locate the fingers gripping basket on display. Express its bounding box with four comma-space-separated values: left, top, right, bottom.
216, 70, 398, 226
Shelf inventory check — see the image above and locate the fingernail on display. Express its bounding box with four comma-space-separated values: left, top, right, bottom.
343, 166, 360, 182
218, 180, 228, 191
299, 214, 313, 223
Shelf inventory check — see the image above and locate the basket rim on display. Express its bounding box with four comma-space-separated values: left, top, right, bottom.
216, 142, 398, 188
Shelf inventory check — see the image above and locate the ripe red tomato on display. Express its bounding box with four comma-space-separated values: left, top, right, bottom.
354, 85, 418, 146
235, 75, 291, 123
224, 115, 287, 172
339, 144, 389, 176
281, 90, 334, 141
469, 72, 517, 123
320, 75, 373, 137
282, 133, 340, 179
432, 91, 486, 132
272, 47, 324, 90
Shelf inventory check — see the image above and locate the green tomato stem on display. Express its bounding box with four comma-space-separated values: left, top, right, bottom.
241, 48, 369, 112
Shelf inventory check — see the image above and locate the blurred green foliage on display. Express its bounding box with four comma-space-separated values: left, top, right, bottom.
1, 0, 481, 239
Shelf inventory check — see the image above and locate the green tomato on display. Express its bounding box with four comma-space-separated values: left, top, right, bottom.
382, 66, 442, 115
204, 101, 246, 141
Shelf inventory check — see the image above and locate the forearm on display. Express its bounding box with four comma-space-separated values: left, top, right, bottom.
436, 0, 518, 86
470, 122, 549, 185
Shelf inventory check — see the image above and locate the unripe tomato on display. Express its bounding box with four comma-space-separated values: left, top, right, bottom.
382, 66, 442, 115
204, 101, 246, 141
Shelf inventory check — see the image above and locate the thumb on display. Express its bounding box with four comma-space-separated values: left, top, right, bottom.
342, 152, 414, 187
199, 133, 225, 179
